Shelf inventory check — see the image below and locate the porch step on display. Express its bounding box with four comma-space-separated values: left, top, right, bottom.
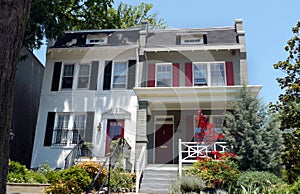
139, 164, 178, 194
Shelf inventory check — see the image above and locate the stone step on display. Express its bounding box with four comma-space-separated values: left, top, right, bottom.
139, 164, 178, 194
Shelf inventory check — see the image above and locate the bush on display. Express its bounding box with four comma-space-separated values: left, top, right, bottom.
236, 171, 285, 193
77, 161, 108, 190
109, 168, 135, 192
169, 176, 205, 193
45, 180, 81, 194
288, 177, 300, 194
184, 156, 240, 189
7, 161, 48, 184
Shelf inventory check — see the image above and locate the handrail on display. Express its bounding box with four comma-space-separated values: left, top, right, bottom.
178, 139, 228, 176
84, 138, 130, 194
135, 145, 146, 193
64, 139, 83, 169
85, 156, 109, 194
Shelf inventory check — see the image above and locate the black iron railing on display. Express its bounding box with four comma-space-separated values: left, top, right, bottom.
64, 139, 84, 169
53, 128, 84, 146
85, 138, 132, 194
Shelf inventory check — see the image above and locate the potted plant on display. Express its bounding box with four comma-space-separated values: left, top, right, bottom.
80, 142, 93, 157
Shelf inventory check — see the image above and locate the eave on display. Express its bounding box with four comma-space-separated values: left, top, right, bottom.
133, 85, 262, 110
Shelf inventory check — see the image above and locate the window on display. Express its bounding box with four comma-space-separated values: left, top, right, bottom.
77, 64, 90, 89
53, 113, 86, 146
193, 115, 225, 142
193, 62, 226, 86
181, 34, 204, 45
156, 64, 172, 87
86, 34, 108, 45
112, 62, 127, 89
61, 64, 74, 89
194, 64, 207, 86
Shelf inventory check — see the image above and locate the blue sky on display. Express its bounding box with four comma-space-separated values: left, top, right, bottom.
34, 0, 300, 103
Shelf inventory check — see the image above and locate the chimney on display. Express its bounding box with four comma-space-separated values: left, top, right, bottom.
139, 20, 148, 50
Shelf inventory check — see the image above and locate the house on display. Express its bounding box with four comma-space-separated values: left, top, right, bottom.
10, 47, 44, 168
31, 19, 261, 169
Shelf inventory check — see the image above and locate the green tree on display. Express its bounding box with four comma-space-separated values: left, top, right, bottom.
272, 21, 300, 183
222, 86, 283, 173
0, 1, 32, 193
24, 0, 166, 50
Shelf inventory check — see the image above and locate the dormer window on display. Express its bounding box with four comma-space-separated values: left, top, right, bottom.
179, 33, 206, 45
86, 34, 108, 45
181, 35, 203, 44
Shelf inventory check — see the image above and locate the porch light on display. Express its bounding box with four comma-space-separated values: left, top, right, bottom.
9, 129, 15, 141
97, 122, 102, 131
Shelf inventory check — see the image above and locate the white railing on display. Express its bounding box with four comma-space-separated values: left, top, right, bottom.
178, 139, 228, 176
135, 145, 147, 193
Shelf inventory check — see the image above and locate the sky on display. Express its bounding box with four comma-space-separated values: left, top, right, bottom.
34, 0, 300, 104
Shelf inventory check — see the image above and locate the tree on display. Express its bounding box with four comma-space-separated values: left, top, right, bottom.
272, 21, 300, 183
222, 86, 283, 173
0, 1, 32, 193
24, 0, 166, 50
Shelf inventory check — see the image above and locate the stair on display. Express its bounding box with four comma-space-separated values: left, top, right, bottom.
139, 164, 178, 194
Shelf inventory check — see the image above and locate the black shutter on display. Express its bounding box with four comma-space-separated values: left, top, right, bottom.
85, 112, 94, 142
44, 112, 55, 146
103, 61, 112, 90
51, 62, 62, 91
90, 61, 99, 90
127, 60, 136, 89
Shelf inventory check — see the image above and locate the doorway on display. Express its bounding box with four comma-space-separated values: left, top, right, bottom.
154, 116, 174, 164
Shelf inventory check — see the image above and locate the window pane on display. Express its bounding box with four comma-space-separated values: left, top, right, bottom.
62, 64, 74, 89
63, 65, 74, 76
156, 65, 171, 87
211, 63, 225, 86
79, 65, 90, 76
72, 114, 86, 144
113, 63, 127, 88
194, 64, 207, 86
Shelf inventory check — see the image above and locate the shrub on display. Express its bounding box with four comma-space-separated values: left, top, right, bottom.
184, 156, 240, 189
45, 180, 81, 194
7, 161, 48, 184
236, 171, 285, 193
77, 161, 108, 190
169, 176, 205, 193
289, 177, 300, 194
109, 168, 135, 192
46, 165, 92, 193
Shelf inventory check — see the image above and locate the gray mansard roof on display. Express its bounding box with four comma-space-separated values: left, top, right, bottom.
52, 25, 239, 48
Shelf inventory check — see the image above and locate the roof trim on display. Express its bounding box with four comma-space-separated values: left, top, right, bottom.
142, 44, 243, 52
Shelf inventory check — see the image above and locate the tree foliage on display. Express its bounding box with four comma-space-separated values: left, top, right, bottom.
223, 86, 283, 173
271, 21, 300, 183
24, 0, 166, 50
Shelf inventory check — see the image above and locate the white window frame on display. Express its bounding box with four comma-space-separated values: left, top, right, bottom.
193, 62, 226, 86
61, 64, 75, 90
181, 34, 204, 45
86, 35, 108, 45
77, 64, 91, 89
111, 62, 128, 89
155, 63, 172, 87
53, 113, 87, 147
60, 63, 92, 91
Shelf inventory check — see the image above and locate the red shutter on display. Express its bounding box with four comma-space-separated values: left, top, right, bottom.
225, 61, 234, 86
147, 64, 155, 87
172, 63, 180, 87
185, 63, 193, 86
186, 115, 194, 141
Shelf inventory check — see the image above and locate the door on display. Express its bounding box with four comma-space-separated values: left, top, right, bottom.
155, 116, 174, 164
105, 119, 124, 154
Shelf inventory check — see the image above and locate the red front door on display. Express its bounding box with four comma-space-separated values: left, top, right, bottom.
155, 123, 173, 164
105, 119, 124, 154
